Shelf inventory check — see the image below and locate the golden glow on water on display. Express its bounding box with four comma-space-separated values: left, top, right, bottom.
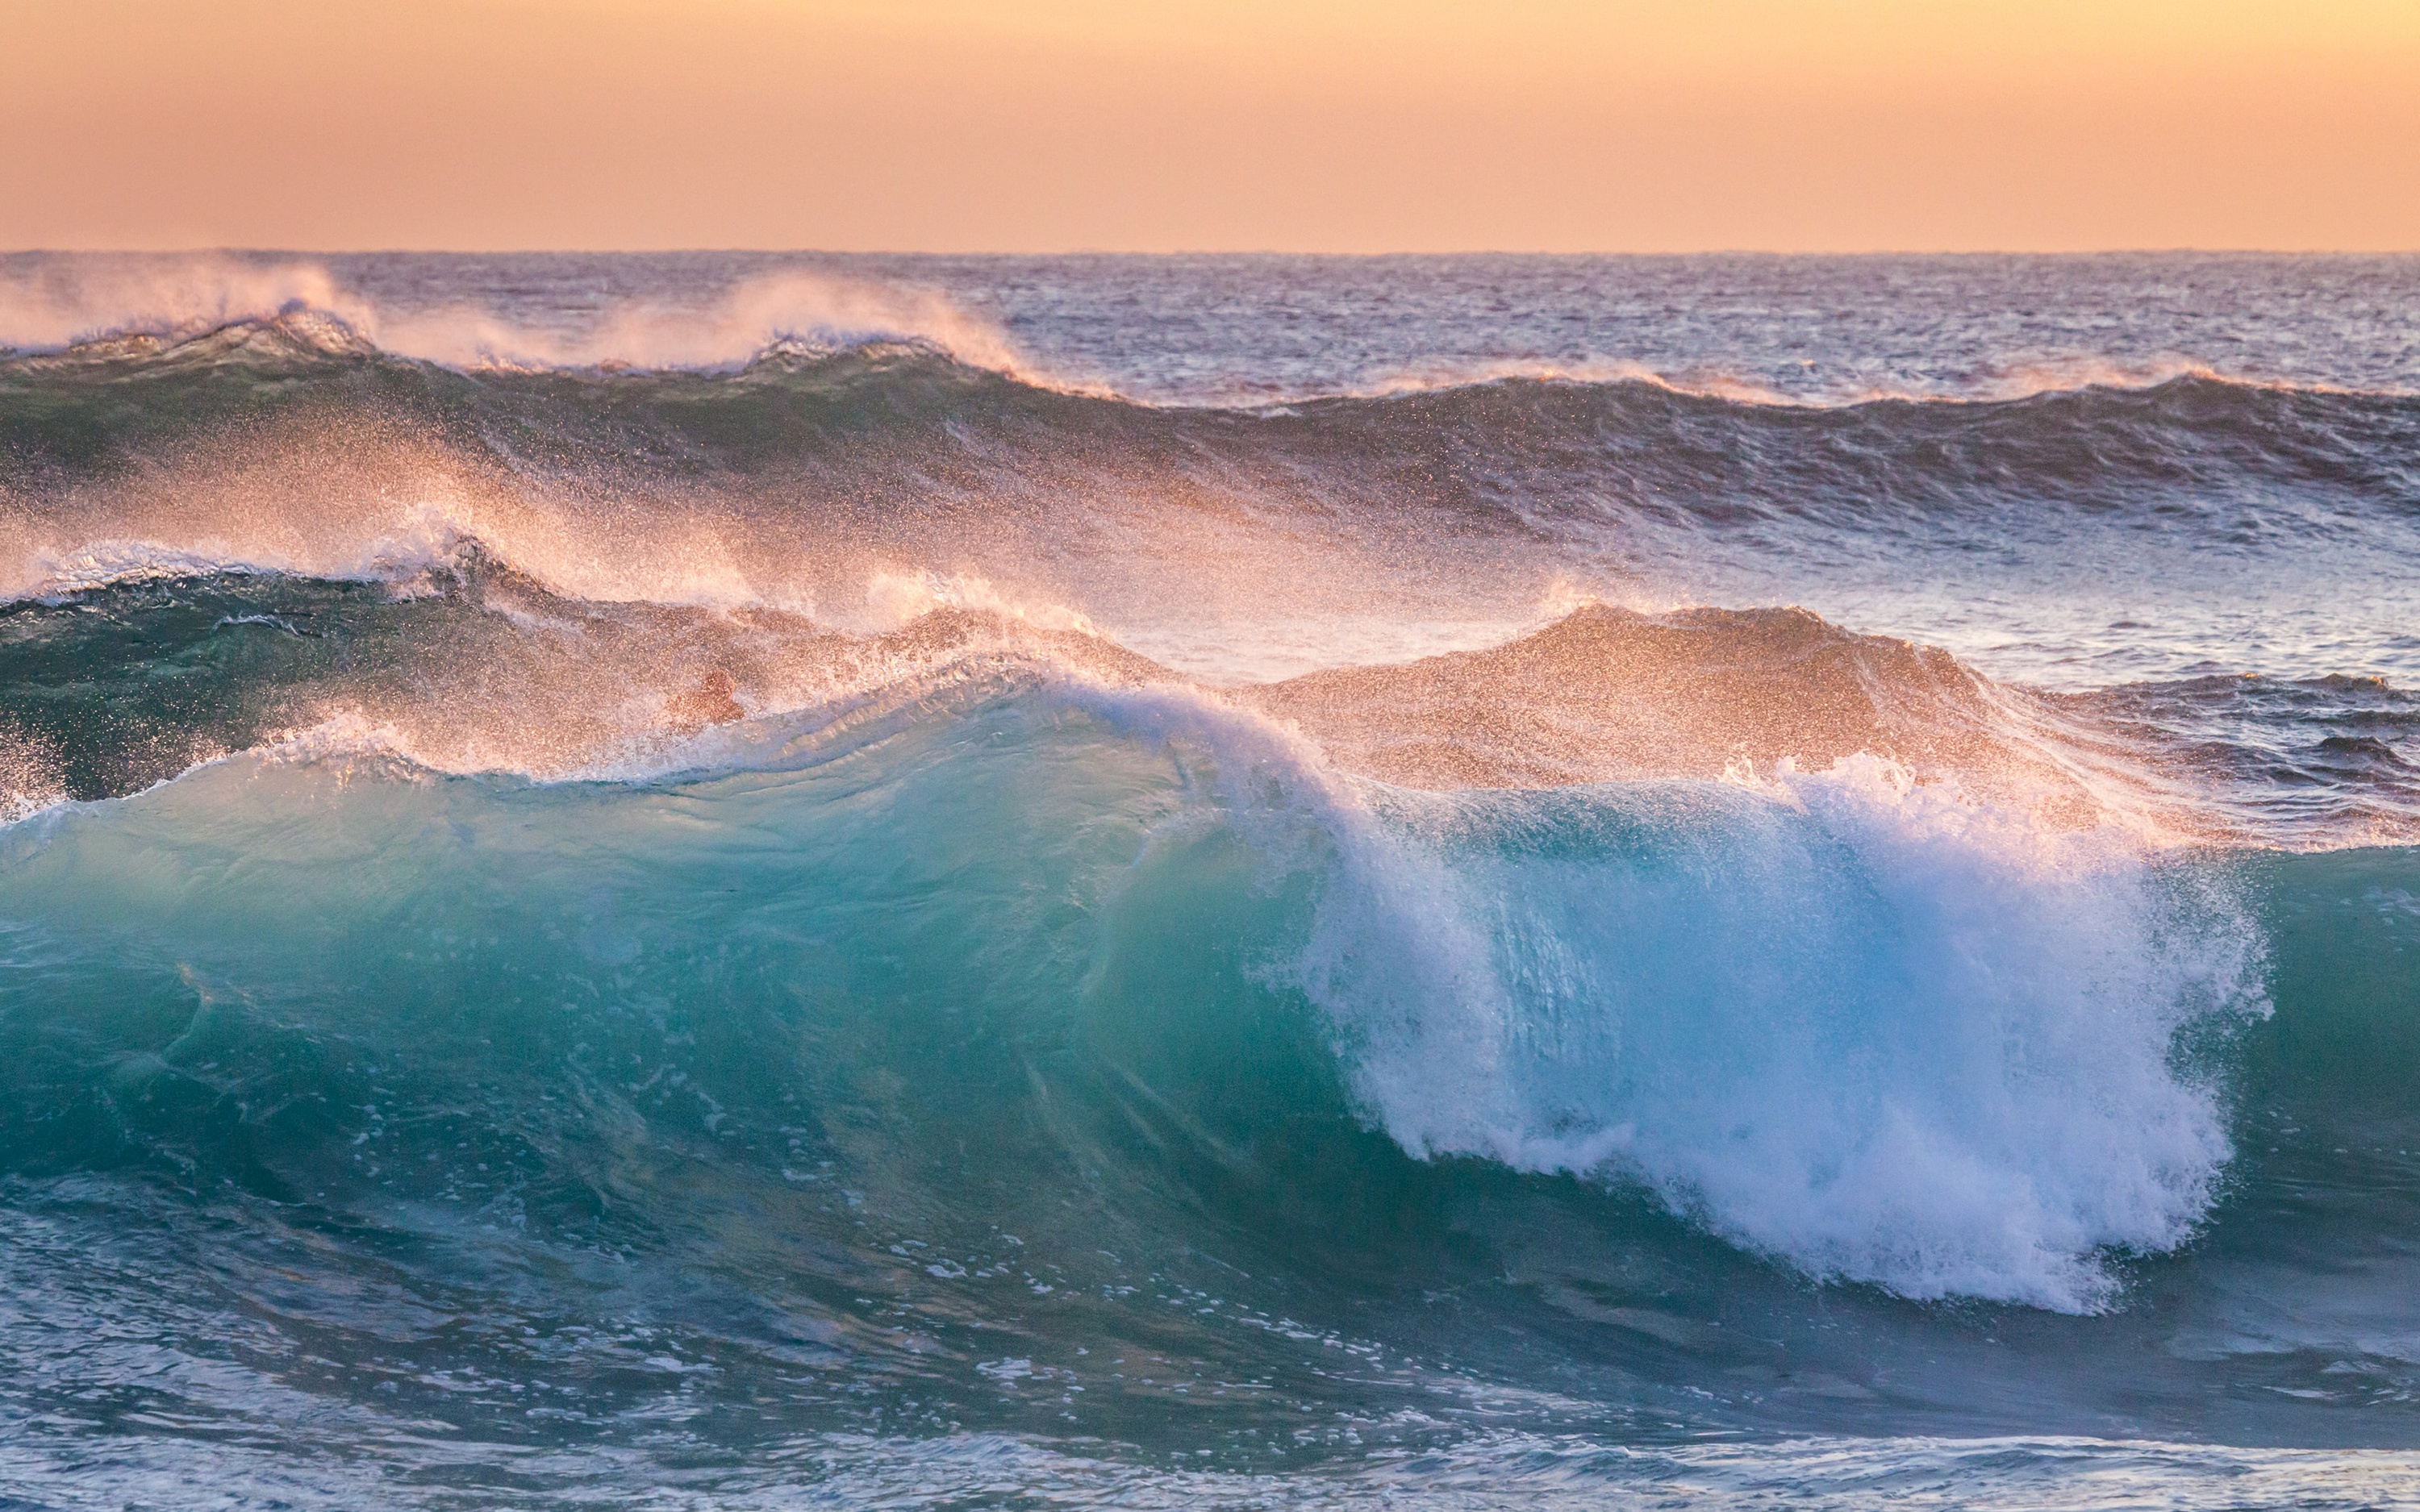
2, 0, 2414, 250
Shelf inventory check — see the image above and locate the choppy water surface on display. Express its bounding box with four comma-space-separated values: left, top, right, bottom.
3, 252, 2419, 1508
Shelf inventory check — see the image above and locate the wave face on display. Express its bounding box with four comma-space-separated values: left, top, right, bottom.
5, 252, 2420, 1507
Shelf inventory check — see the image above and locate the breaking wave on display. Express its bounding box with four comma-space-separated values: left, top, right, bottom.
7, 254, 2420, 1506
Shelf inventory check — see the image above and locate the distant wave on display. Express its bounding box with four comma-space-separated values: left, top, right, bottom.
7, 556, 2415, 852
6, 295, 2416, 851
6, 258, 2410, 411
0, 255, 1079, 389
1311, 353, 2419, 410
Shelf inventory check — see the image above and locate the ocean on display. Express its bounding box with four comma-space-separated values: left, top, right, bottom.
2, 250, 2418, 1508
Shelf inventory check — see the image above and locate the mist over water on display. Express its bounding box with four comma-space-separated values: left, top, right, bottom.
4, 252, 2420, 1507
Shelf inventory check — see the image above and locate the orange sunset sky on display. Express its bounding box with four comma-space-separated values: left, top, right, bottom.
4, 0, 2416, 252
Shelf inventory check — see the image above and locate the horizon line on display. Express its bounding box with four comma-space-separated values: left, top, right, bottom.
9, 245, 2420, 260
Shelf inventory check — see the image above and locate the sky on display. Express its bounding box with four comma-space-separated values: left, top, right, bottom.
4, 0, 2416, 252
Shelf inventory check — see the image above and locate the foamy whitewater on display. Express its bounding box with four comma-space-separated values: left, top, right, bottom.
3, 252, 2420, 1508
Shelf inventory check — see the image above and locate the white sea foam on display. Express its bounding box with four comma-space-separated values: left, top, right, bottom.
1071, 677, 2269, 1310
1283, 753, 2264, 1311
995, 679, 2275, 1308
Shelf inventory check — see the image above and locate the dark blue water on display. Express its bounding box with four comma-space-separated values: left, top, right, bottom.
2, 252, 2419, 1508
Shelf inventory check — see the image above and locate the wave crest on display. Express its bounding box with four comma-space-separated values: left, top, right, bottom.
0, 255, 1050, 382
1296, 753, 2262, 1310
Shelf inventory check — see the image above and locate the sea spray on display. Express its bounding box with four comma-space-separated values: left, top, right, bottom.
6, 250, 2420, 1508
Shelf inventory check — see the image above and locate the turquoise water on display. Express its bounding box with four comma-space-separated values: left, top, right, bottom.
4, 253, 2420, 1506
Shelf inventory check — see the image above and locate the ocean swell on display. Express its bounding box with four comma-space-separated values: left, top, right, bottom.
1, 645, 2271, 1314
0, 256, 1038, 379
8, 255, 2420, 1502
